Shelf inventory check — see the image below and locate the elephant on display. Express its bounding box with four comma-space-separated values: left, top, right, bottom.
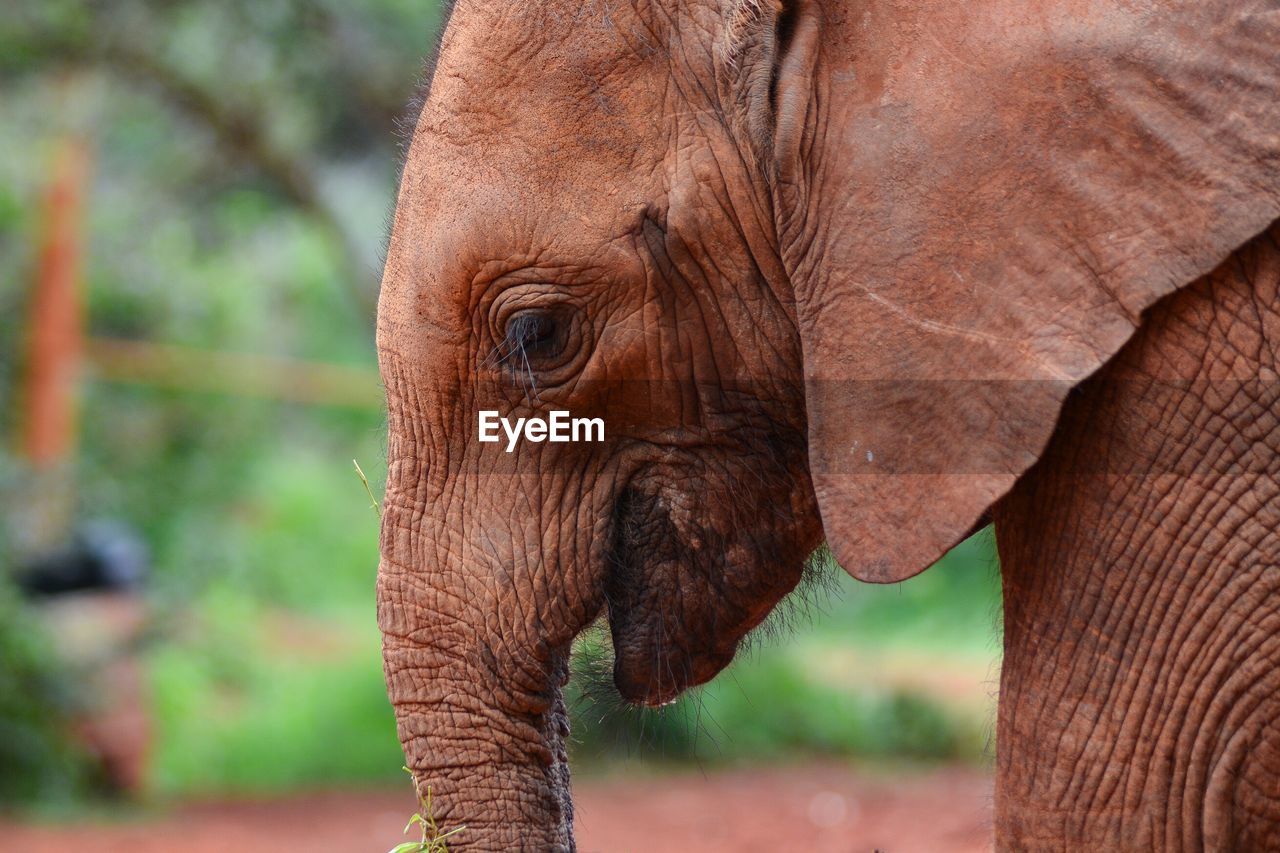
375, 0, 1280, 848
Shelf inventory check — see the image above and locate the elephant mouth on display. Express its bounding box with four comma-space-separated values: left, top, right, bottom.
603, 484, 742, 707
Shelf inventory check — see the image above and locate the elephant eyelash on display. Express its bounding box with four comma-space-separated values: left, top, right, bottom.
484, 310, 568, 400
502, 312, 561, 359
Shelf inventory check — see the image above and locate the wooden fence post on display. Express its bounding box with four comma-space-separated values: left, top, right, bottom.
22, 136, 90, 469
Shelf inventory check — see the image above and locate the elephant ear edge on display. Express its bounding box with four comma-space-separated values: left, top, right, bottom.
775, 0, 1280, 582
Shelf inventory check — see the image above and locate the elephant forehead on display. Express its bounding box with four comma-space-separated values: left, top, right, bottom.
393, 2, 680, 250
381, 11, 687, 327
420, 0, 674, 151
388, 107, 659, 316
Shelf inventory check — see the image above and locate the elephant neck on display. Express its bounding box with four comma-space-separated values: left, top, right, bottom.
994, 223, 1280, 850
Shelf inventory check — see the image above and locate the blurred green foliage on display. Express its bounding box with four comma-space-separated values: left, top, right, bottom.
2, 0, 431, 802
0, 0, 1001, 805
0, 579, 91, 803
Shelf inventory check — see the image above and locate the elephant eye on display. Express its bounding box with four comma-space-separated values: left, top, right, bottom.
494, 309, 568, 371
507, 311, 558, 353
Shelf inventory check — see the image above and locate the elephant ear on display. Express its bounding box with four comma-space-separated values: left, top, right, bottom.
766, 0, 1280, 582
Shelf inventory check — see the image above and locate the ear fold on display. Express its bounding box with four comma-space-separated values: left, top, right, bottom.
763, 1, 1280, 582
720, 0, 821, 171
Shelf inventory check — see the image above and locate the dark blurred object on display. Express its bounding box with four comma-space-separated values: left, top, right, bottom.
12, 521, 153, 797
16, 519, 149, 597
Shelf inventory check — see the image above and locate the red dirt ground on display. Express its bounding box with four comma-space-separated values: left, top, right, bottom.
0, 763, 992, 852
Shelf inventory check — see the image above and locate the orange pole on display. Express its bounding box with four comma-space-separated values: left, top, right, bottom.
21, 138, 90, 468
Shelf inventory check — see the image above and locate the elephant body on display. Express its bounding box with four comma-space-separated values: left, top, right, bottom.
375, 0, 1280, 848
997, 224, 1280, 849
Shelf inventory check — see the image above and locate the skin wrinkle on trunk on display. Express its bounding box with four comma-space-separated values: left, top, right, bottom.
379, 559, 578, 851
995, 224, 1280, 850
379, 344, 589, 850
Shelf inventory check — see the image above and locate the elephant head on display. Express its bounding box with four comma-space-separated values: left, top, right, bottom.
377, 0, 1279, 848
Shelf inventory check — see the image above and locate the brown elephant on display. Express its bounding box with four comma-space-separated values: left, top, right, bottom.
376, 0, 1280, 848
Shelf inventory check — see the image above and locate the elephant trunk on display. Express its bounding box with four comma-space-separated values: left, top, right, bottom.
375, 354, 597, 850
378, 546, 576, 852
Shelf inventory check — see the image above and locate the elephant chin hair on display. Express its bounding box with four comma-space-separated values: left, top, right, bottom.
736, 542, 842, 654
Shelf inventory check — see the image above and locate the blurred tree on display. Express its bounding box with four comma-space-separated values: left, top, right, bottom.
0, 2, 446, 799
2, 0, 447, 317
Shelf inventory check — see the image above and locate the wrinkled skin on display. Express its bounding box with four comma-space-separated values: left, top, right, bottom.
996, 225, 1280, 849
377, 0, 1280, 849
